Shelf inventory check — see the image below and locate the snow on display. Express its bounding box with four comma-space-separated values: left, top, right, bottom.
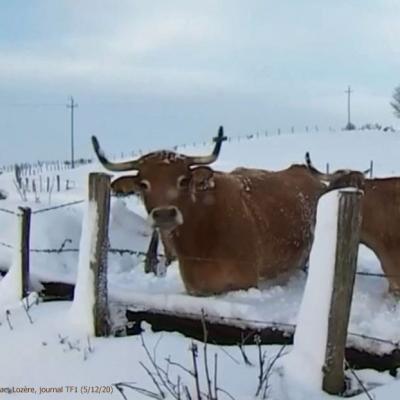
0, 300, 398, 400
0, 211, 23, 310
1, 129, 400, 398
282, 190, 340, 395
68, 198, 98, 335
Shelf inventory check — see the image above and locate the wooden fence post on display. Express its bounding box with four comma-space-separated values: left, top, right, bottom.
322, 189, 363, 394
18, 207, 31, 298
369, 160, 373, 178
89, 173, 111, 337
56, 175, 60, 192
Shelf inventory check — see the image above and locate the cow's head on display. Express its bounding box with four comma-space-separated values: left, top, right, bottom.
92, 127, 227, 231
305, 152, 368, 190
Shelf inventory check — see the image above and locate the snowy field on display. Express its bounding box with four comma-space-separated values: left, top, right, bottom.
1, 129, 400, 399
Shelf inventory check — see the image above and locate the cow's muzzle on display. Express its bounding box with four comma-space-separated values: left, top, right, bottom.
149, 206, 183, 231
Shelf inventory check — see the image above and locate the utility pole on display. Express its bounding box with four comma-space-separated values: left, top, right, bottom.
67, 96, 78, 168
345, 86, 353, 130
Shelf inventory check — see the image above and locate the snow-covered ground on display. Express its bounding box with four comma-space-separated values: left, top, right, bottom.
1, 129, 400, 399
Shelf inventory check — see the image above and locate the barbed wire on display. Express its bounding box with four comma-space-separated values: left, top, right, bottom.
32, 199, 85, 214
0, 207, 20, 216
356, 271, 390, 278
347, 331, 400, 348
0, 238, 398, 349
1, 237, 398, 279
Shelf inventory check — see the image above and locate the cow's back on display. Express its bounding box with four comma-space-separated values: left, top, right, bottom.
232, 165, 325, 279
361, 178, 400, 293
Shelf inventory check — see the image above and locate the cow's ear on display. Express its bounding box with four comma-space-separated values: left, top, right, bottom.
111, 175, 141, 196
190, 166, 215, 191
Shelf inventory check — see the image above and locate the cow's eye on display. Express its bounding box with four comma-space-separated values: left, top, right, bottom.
139, 180, 150, 191
177, 176, 190, 189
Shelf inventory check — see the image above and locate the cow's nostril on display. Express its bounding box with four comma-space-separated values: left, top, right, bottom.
168, 208, 177, 218
152, 209, 161, 219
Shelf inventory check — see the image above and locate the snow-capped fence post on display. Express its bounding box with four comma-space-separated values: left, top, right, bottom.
322, 189, 363, 395
71, 173, 112, 336
19, 206, 31, 298
89, 173, 111, 336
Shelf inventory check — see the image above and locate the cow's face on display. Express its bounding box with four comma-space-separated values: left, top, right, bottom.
92, 128, 226, 231
111, 163, 215, 231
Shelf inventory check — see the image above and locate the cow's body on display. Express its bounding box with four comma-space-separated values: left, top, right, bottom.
165, 165, 325, 295
361, 178, 400, 293
305, 154, 400, 295
92, 129, 329, 295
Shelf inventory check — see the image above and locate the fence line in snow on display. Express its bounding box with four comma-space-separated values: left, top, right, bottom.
4, 124, 391, 176
31, 199, 84, 214
0, 207, 21, 216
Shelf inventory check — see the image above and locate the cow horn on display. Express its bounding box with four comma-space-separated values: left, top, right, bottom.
305, 152, 328, 178
362, 167, 371, 176
188, 126, 227, 166
91, 136, 140, 171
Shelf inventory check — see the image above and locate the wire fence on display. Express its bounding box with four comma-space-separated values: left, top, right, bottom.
3, 124, 397, 176
0, 200, 156, 259
1, 165, 400, 357
0, 198, 398, 279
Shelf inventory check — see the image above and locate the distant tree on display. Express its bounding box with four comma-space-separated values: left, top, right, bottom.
390, 85, 400, 118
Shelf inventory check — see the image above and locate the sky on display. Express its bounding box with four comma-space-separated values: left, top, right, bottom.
0, 0, 399, 164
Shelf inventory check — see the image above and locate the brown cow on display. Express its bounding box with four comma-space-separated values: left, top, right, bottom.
305, 153, 400, 295
92, 128, 330, 296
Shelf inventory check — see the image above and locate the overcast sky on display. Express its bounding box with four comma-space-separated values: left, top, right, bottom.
1, 0, 399, 164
